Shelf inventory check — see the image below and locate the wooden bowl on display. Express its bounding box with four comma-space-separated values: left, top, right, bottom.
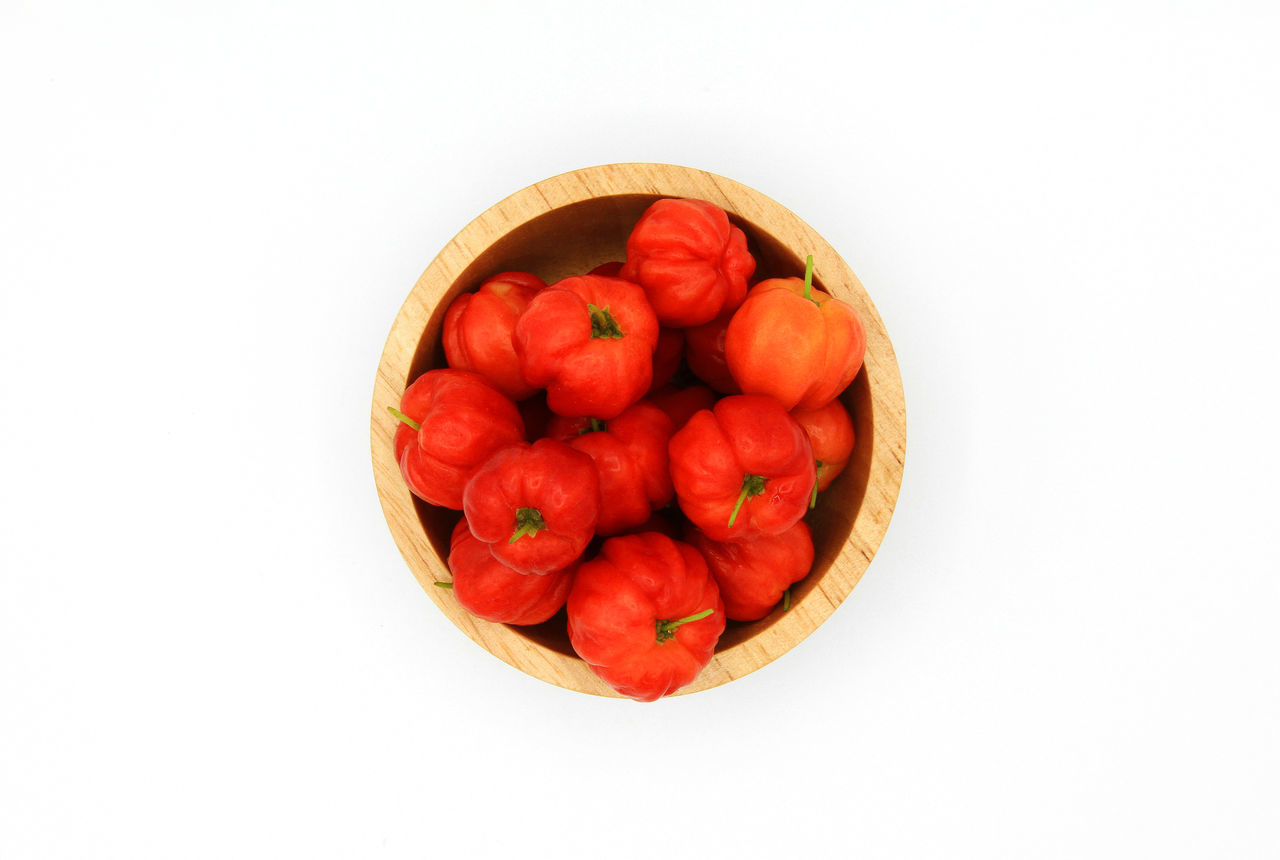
371, 163, 906, 698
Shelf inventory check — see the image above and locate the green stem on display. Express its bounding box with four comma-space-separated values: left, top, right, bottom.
810, 460, 823, 510
803, 254, 816, 303
588, 304, 625, 339
434, 581, 453, 589
728, 474, 766, 529
387, 406, 421, 431
783, 589, 792, 611
509, 506, 547, 543
655, 608, 715, 643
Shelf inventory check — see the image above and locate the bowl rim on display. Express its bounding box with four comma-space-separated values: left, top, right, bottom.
370, 162, 906, 698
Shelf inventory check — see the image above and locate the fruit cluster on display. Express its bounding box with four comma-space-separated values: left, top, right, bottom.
389, 197, 865, 701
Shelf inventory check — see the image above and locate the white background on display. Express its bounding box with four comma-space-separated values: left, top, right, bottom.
2, 1, 1278, 857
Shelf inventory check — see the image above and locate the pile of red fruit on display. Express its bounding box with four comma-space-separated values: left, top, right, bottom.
389, 197, 865, 701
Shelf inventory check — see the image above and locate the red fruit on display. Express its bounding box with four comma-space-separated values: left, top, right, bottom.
514, 275, 659, 419
462, 439, 599, 575
725, 261, 866, 411
545, 400, 675, 536
567, 533, 725, 702
687, 520, 814, 621
446, 518, 575, 625
791, 399, 856, 494
620, 198, 756, 327
391, 369, 525, 510
667, 394, 815, 542
442, 271, 545, 401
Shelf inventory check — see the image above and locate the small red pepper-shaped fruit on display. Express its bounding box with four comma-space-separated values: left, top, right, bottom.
687, 521, 814, 622
462, 439, 599, 575
390, 369, 525, 510
791, 398, 856, 495
567, 532, 725, 702
668, 394, 815, 542
725, 256, 866, 411
620, 198, 756, 327
442, 272, 546, 401
683, 310, 741, 394
546, 401, 675, 536
513, 275, 659, 419
649, 383, 717, 431
446, 518, 575, 625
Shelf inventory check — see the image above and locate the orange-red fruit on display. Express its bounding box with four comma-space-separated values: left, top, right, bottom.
513, 275, 659, 419
462, 439, 600, 575
667, 394, 815, 542
567, 533, 725, 702
442, 272, 545, 401
447, 519, 575, 625
687, 521, 814, 622
392, 369, 525, 510
724, 277, 865, 411
620, 198, 756, 328
790, 399, 856, 493
545, 401, 675, 536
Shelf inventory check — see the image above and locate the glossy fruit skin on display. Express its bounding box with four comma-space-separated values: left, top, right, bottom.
514, 275, 659, 419
687, 520, 814, 621
790, 398, 856, 493
567, 532, 725, 702
447, 518, 575, 625
442, 271, 546, 401
667, 394, 815, 542
462, 439, 599, 575
546, 401, 675, 536
392, 369, 525, 510
724, 276, 866, 411
620, 198, 756, 327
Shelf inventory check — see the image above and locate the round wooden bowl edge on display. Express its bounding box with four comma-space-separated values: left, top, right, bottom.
371, 163, 907, 700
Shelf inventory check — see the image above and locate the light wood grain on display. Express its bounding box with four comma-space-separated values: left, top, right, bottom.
370, 163, 906, 699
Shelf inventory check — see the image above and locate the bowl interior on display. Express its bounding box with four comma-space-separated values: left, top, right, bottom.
404, 194, 872, 657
